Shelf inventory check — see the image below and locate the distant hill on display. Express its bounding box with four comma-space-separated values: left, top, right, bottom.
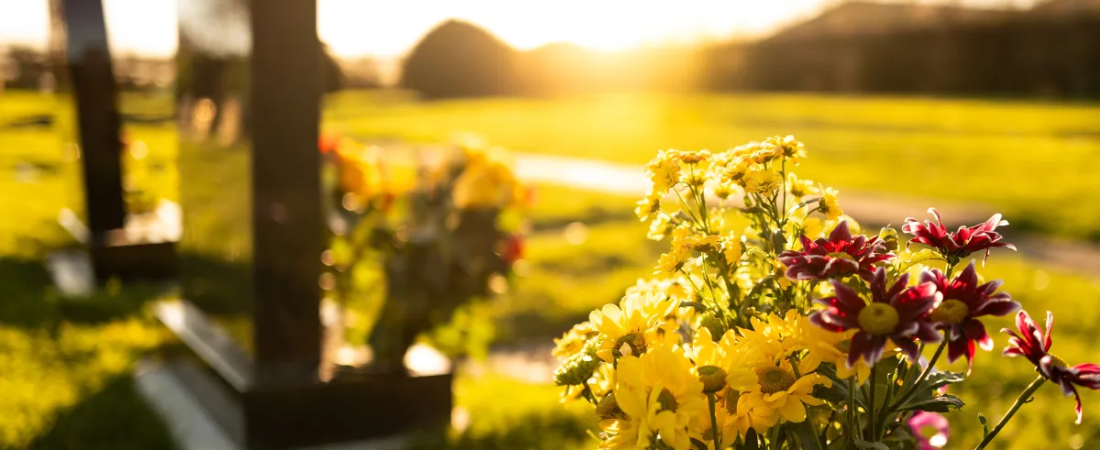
770, 1, 1011, 41
1029, 0, 1100, 16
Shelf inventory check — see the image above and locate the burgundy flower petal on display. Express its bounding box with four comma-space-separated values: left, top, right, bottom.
894, 338, 920, 362
831, 280, 867, 312
947, 337, 975, 365
1043, 311, 1054, 352
830, 220, 853, 243
973, 298, 1020, 317
848, 331, 887, 368
964, 320, 993, 351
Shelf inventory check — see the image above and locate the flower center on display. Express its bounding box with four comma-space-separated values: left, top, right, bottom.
755, 366, 796, 394
930, 299, 970, 325
724, 388, 741, 415
657, 388, 679, 412
596, 392, 626, 420
827, 251, 856, 261
613, 333, 647, 358
697, 365, 729, 394
836, 339, 852, 353
858, 303, 900, 336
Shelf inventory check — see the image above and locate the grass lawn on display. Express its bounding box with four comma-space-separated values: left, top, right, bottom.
324, 90, 1100, 241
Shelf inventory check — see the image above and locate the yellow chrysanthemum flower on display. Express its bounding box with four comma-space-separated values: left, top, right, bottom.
553, 321, 599, 359
589, 292, 680, 364
786, 173, 816, 199
647, 214, 674, 241
691, 328, 758, 395
800, 322, 874, 382
655, 248, 692, 276
683, 234, 721, 253
741, 166, 783, 194
766, 135, 807, 165
819, 187, 842, 221
737, 311, 808, 362
647, 150, 681, 194
801, 217, 825, 240
635, 191, 662, 221
735, 358, 830, 431
721, 234, 743, 269
719, 154, 752, 184
616, 346, 709, 450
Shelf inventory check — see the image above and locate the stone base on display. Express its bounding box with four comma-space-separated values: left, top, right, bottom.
89, 230, 177, 282
153, 299, 453, 450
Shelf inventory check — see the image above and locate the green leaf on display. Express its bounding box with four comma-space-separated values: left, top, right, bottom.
898, 393, 965, 413
813, 363, 866, 407
895, 370, 966, 412
744, 428, 761, 450
979, 413, 991, 437
795, 421, 824, 450
896, 248, 946, 273
854, 439, 889, 450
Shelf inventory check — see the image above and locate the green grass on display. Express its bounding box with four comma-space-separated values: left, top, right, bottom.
409, 374, 595, 450
324, 90, 1100, 241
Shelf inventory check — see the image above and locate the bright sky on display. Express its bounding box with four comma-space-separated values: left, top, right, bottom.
0, 0, 1034, 58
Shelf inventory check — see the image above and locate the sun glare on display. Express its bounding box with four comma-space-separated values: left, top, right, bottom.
1, 0, 1035, 58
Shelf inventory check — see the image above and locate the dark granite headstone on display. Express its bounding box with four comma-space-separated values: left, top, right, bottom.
58, 0, 176, 282
165, 0, 452, 448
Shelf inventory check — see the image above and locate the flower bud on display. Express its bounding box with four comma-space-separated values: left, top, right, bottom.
879, 227, 899, 252
553, 340, 600, 386
699, 313, 726, 342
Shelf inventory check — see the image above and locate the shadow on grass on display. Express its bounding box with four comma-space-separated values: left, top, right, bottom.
0, 256, 177, 449
26, 375, 178, 450
408, 411, 592, 450
0, 257, 170, 330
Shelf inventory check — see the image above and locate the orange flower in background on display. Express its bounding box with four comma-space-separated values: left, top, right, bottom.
332, 139, 385, 207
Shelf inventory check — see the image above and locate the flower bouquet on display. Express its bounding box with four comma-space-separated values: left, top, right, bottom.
320, 134, 526, 373
552, 136, 1098, 449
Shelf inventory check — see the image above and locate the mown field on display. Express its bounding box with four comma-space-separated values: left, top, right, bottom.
1, 89, 1099, 449
326, 90, 1100, 241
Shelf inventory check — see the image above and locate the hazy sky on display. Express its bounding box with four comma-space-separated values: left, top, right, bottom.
0, 0, 1034, 58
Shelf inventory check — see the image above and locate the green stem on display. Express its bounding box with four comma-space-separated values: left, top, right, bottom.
887, 339, 947, 412
769, 424, 782, 450
868, 363, 878, 441
581, 381, 598, 406
674, 188, 703, 226
708, 393, 721, 446
847, 376, 858, 449
974, 376, 1046, 450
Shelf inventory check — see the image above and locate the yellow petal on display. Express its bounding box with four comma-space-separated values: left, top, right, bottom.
778, 398, 807, 423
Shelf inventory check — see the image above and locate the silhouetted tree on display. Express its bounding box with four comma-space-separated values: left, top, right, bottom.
400, 20, 519, 99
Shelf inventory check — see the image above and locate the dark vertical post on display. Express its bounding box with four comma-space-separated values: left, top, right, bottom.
60, 0, 126, 233
250, 0, 324, 385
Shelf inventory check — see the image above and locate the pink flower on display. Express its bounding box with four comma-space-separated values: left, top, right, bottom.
908, 411, 949, 449
922, 262, 1020, 366
810, 268, 942, 367
779, 221, 894, 282
902, 208, 1016, 263
1003, 310, 1100, 424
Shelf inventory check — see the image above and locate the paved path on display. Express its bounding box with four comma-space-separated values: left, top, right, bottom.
513, 152, 1100, 276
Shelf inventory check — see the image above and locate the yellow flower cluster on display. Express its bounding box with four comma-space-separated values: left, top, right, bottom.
552, 137, 899, 450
